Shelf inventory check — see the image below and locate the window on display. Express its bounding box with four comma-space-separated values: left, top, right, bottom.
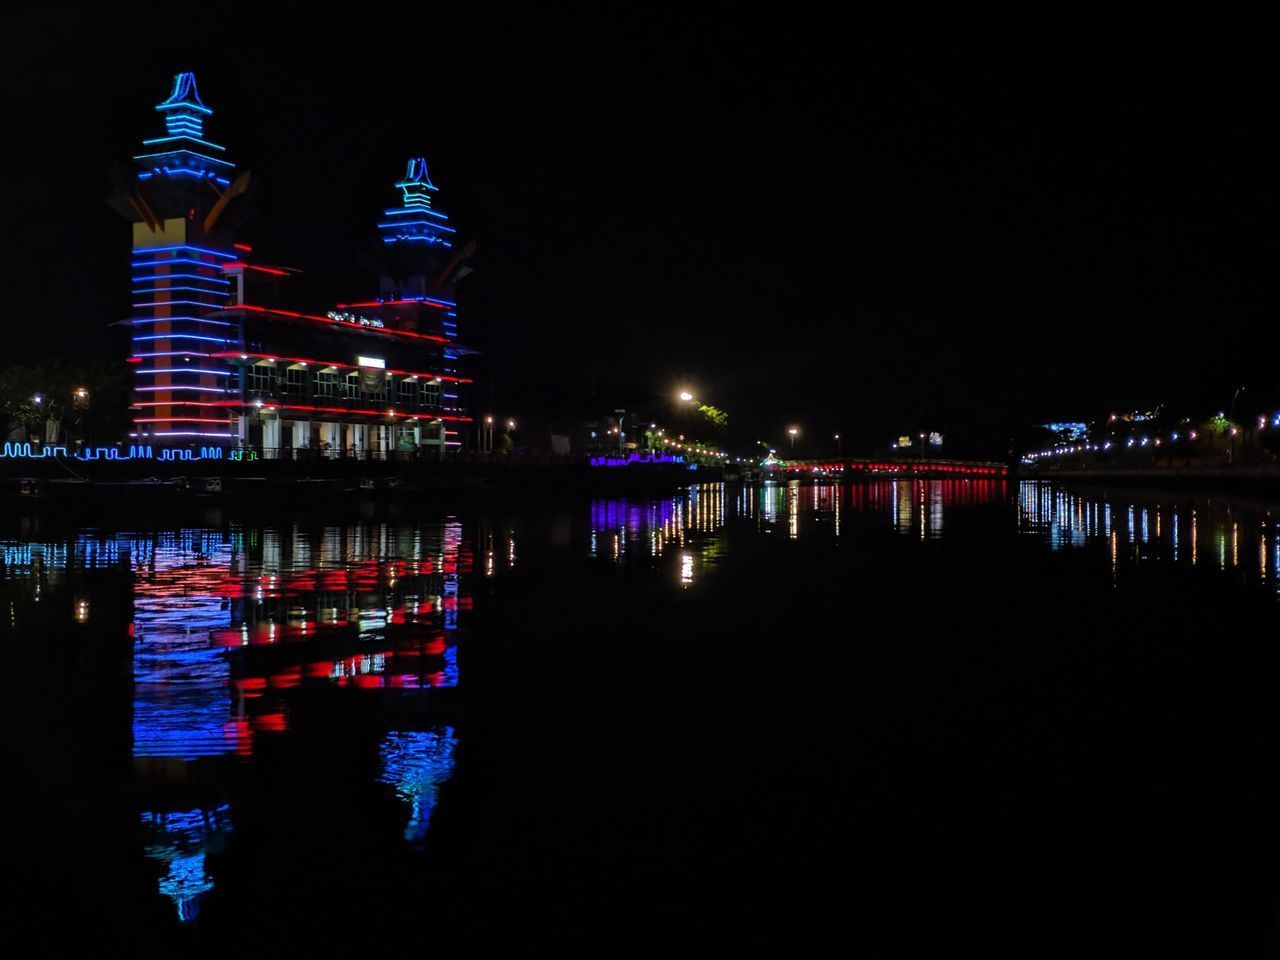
315, 371, 339, 397
247, 364, 277, 393
344, 373, 360, 398
397, 379, 418, 406
423, 381, 441, 408
285, 367, 307, 393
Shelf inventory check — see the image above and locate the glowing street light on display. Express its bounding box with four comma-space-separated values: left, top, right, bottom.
787, 426, 798, 451
679, 391, 695, 403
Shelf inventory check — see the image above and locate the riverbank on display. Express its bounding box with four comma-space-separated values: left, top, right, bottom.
1019, 462, 1280, 492
0, 457, 722, 505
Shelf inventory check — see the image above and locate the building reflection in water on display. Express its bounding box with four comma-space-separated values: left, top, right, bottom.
378, 727, 459, 849
138, 804, 233, 923
1018, 480, 1278, 598
1, 517, 493, 924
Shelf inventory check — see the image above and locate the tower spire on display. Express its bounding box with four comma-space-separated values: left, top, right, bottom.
380, 155, 454, 247
135, 71, 232, 187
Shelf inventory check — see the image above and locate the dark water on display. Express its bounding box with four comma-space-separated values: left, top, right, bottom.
4, 480, 1279, 955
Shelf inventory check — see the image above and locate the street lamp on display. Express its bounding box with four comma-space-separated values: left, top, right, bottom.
615, 410, 636, 455
484, 415, 494, 453
679, 391, 695, 403
834, 433, 841, 457
788, 426, 798, 451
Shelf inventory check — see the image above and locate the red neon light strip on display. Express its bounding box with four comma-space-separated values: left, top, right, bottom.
222, 262, 291, 277
235, 304, 449, 343
197, 399, 471, 421
208, 350, 470, 383
257, 403, 471, 421
233, 243, 253, 251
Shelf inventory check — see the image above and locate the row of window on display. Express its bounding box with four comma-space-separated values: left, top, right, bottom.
241, 367, 444, 406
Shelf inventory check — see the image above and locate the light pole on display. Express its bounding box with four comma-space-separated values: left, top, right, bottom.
1227, 386, 1245, 464
834, 433, 841, 457
484, 415, 494, 453
615, 410, 635, 455
788, 426, 798, 452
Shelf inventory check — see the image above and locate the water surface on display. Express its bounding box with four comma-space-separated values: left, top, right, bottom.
5, 480, 1278, 953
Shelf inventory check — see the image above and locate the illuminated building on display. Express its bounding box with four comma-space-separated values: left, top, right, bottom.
112, 72, 474, 456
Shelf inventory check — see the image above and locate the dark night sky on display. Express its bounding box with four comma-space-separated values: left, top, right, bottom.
3, 4, 1274, 453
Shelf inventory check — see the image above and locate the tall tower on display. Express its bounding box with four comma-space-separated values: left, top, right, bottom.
112, 72, 250, 446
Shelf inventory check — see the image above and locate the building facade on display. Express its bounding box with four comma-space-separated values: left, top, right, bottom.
112, 72, 473, 457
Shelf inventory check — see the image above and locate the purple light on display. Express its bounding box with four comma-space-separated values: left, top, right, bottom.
590, 452, 685, 468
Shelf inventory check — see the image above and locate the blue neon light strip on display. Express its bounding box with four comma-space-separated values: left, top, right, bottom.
132, 246, 236, 259
0, 444, 227, 461
142, 135, 226, 151
132, 286, 230, 296
130, 274, 230, 285
137, 170, 231, 186
131, 318, 235, 328
158, 98, 212, 113
133, 303, 226, 311
157, 76, 212, 115
133, 149, 234, 168
132, 334, 233, 343
383, 207, 450, 221
365, 296, 456, 308
384, 238, 453, 246
133, 351, 213, 358
376, 220, 457, 232
131, 258, 225, 269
